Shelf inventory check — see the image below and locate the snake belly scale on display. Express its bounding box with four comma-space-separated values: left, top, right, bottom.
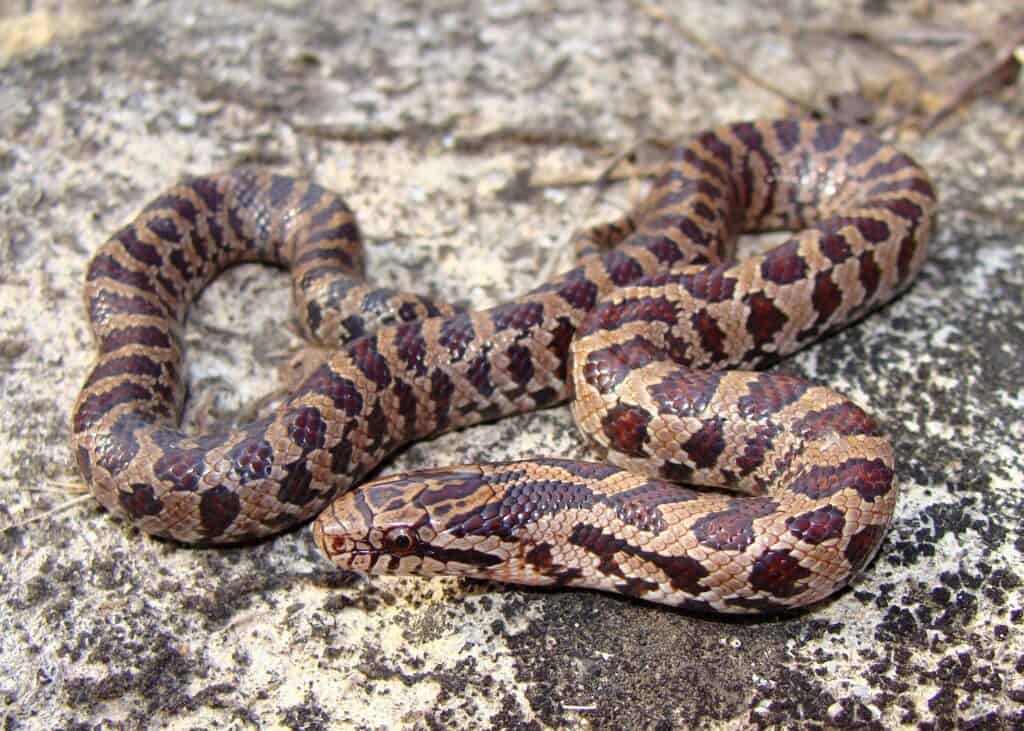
72, 120, 935, 613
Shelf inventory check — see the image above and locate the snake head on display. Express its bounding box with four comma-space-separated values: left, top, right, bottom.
312, 467, 508, 578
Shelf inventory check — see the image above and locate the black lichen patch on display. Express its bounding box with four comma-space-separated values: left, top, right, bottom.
280, 691, 333, 731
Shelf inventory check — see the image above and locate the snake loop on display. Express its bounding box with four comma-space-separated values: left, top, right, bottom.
73, 120, 935, 612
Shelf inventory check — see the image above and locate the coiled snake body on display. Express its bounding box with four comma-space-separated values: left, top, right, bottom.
72, 120, 935, 613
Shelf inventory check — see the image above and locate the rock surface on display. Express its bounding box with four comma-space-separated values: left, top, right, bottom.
1, 1, 1022, 729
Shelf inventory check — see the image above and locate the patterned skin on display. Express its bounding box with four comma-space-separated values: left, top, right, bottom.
73, 120, 935, 612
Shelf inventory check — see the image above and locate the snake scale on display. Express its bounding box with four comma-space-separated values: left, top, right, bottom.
72, 120, 936, 613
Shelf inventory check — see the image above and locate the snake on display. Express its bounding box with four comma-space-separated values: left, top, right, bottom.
72, 119, 936, 613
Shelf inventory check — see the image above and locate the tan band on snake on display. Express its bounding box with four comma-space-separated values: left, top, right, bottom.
72, 120, 936, 613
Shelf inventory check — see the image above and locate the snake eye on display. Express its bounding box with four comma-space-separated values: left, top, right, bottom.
383, 527, 418, 556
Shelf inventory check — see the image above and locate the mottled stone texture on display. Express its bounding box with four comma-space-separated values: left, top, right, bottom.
1, 1, 1021, 729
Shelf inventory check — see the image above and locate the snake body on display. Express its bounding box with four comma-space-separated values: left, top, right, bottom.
72, 120, 935, 613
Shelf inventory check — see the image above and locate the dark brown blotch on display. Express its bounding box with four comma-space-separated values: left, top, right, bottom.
690, 309, 727, 363
569, 523, 710, 596
365, 401, 390, 453
229, 437, 274, 483
678, 267, 736, 303
581, 295, 678, 337
466, 353, 494, 398
810, 270, 842, 328
99, 325, 173, 355
697, 129, 733, 167
505, 344, 534, 387
616, 576, 660, 598
491, 301, 544, 332
865, 176, 934, 199
692, 497, 778, 551
787, 505, 846, 545
287, 406, 327, 451
89, 290, 168, 322
199, 485, 242, 538
739, 373, 809, 419
556, 276, 598, 310
845, 524, 886, 572
601, 402, 651, 457
772, 119, 801, 152
845, 134, 883, 166
744, 292, 788, 348
395, 322, 428, 376
735, 423, 778, 476
547, 316, 575, 380
682, 418, 726, 469
760, 240, 807, 285
144, 217, 183, 247
858, 251, 882, 302
645, 235, 685, 265
296, 364, 363, 416
430, 369, 455, 429
818, 227, 852, 264
277, 461, 322, 507
120, 483, 164, 519
812, 123, 844, 152
87, 253, 160, 296
853, 216, 890, 243
608, 480, 695, 533
749, 549, 811, 598
524, 542, 554, 571
186, 176, 226, 214
789, 458, 893, 501
541, 458, 621, 481
795, 402, 881, 439
146, 193, 200, 232
351, 337, 392, 389
416, 473, 495, 507
226, 197, 251, 248
119, 226, 166, 266
330, 429, 353, 474
438, 317, 476, 361
602, 249, 644, 286
269, 174, 296, 206
897, 233, 918, 285
154, 444, 206, 493
582, 336, 660, 394
73, 381, 155, 434
84, 354, 165, 389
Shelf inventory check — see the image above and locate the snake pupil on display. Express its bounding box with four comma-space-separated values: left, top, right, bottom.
387, 528, 416, 556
